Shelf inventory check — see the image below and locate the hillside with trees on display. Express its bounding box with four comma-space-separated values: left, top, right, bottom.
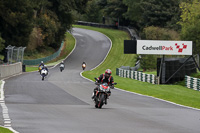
0, 0, 88, 58
0, 0, 200, 66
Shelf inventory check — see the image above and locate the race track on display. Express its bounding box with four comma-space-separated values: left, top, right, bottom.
2, 28, 200, 133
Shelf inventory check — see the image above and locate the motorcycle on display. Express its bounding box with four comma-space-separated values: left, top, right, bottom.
93, 77, 117, 108
82, 63, 86, 70
41, 69, 48, 80
60, 63, 65, 72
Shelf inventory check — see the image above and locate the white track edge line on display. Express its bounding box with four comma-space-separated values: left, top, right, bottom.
0, 81, 19, 133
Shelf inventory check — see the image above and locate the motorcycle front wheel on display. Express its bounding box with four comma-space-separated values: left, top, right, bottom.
98, 94, 105, 108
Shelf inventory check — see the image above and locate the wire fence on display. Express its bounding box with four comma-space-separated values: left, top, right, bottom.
23, 41, 64, 65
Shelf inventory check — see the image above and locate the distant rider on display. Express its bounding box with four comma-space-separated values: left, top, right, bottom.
82, 61, 86, 70
60, 61, 65, 67
38, 61, 44, 73
92, 69, 114, 103
82, 61, 86, 66
38, 61, 44, 68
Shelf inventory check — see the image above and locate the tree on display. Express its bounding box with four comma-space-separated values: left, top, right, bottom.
123, 0, 181, 30
0, 33, 5, 52
139, 0, 181, 29
47, 0, 88, 48
0, 0, 34, 47
84, 0, 103, 23
97, 0, 128, 25
27, 0, 61, 50
178, 0, 200, 55
123, 0, 141, 28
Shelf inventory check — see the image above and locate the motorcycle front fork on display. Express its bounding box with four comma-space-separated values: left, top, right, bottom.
94, 92, 108, 104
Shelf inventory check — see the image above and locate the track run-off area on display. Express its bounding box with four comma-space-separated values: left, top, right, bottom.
0, 28, 200, 133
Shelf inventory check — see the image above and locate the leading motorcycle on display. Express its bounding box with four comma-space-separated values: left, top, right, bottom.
93, 77, 117, 108
60, 63, 65, 72
82, 63, 86, 70
41, 69, 48, 80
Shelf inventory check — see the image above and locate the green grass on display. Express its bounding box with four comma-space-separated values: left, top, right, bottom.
24, 47, 56, 60
25, 32, 75, 72
75, 25, 200, 109
0, 127, 13, 133
190, 70, 200, 78
25, 66, 38, 72
0, 55, 3, 60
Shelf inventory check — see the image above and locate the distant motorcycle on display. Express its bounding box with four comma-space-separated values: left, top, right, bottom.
93, 77, 117, 108
82, 63, 86, 70
41, 69, 48, 80
60, 63, 65, 72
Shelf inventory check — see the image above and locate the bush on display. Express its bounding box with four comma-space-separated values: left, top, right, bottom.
142, 26, 180, 40
140, 55, 157, 71
139, 26, 180, 71
0, 33, 5, 52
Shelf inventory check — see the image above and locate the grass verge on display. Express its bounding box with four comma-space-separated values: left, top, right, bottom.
25, 32, 75, 72
75, 25, 200, 109
0, 127, 13, 133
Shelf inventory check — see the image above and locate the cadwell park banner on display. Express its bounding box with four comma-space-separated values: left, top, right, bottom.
137, 40, 192, 55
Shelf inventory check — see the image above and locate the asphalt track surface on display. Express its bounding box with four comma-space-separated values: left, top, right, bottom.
1, 28, 200, 133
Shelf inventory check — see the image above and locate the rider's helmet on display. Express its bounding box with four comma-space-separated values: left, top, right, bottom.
41, 61, 43, 64
105, 69, 112, 78
61, 61, 64, 63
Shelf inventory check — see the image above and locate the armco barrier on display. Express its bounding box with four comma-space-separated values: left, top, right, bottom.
76, 21, 140, 40
116, 68, 156, 84
23, 41, 64, 65
0, 62, 22, 79
185, 75, 200, 91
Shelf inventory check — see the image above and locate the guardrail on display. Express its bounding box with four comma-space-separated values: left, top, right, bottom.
0, 62, 22, 79
76, 21, 140, 40
23, 41, 64, 65
116, 68, 156, 84
185, 75, 200, 91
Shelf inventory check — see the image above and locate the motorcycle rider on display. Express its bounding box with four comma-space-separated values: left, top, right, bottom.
92, 69, 114, 104
60, 61, 65, 66
82, 61, 86, 69
82, 61, 86, 65
60, 61, 65, 71
38, 61, 44, 68
38, 61, 44, 73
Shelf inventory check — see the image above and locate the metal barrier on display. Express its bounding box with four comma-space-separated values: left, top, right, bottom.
76, 21, 140, 40
0, 62, 22, 79
116, 68, 156, 84
23, 41, 64, 65
185, 75, 200, 91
